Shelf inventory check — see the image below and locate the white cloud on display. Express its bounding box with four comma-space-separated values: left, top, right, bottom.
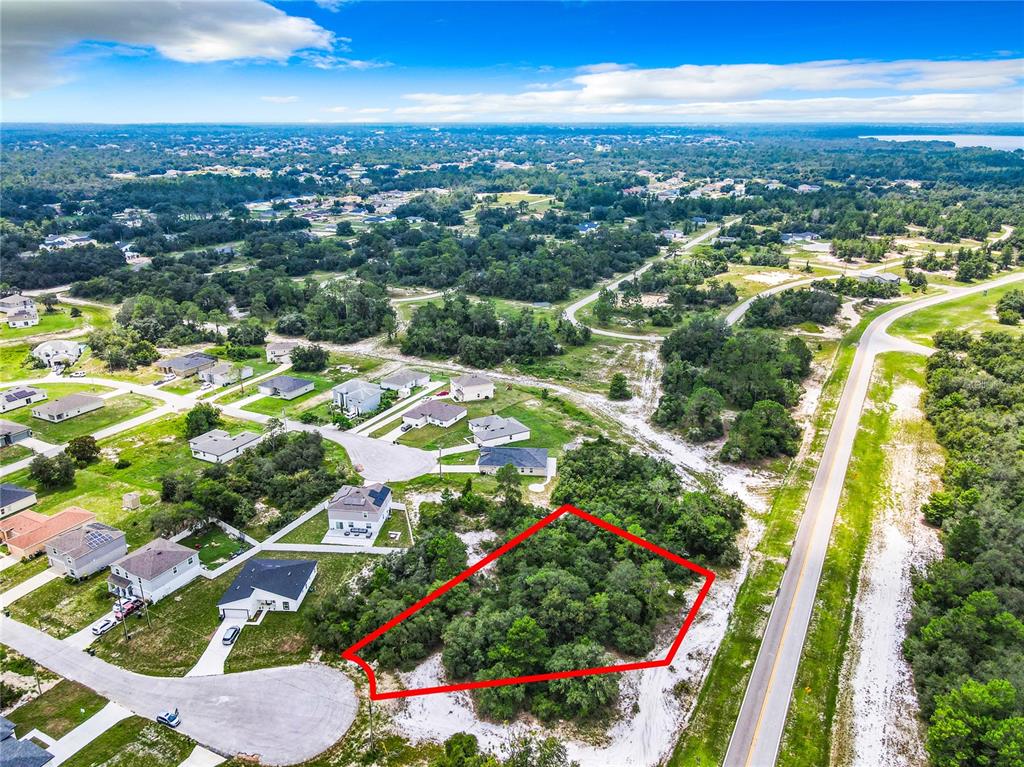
1, 0, 336, 98
261, 95, 299, 103
393, 57, 1024, 123
357, 107, 389, 114
301, 53, 391, 70
323, 106, 349, 113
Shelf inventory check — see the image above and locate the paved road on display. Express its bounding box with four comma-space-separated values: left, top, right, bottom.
1, 616, 358, 766
723, 270, 1024, 767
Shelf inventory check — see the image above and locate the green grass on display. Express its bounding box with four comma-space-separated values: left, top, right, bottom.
61, 716, 194, 767
6, 680, 107, 739
889, 281, 1024, 347
0, 311, 76, 340
0, 556, 50, 593
511, 335, 646, 394
276, 510, 329, 545
179, 526, 250, 567
241, 372, 345, 417
778, 352, 936, 766
0, 344, 37, 381
0, 444, 32, 466
161, 378, 203, 396
3, 392, 156, 444
7, 571, 114, 639
373, 507, 412, 547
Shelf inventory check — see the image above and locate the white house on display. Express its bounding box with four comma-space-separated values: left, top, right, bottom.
478, 446, 550, 477
257, 375, 315, 400
379, 368, 430, 397
0, 294, 35, 314
189, 429, 263, 464
468, 415, 531, 447
47, 522, 127, 580
199, 362, 254, 387
0, 386, 47, 414
326, 484, 392, 540
0, 484, 37, 518
332, 379, 383, 415
266, 341, 299, 363
402, 400, 467, 429
451, 374, 494, 402
31, 340, 85, 369
217, 558, 318, 620
32, 393, 103, 423
107, 538, 201, 603
6, 310, 39, 329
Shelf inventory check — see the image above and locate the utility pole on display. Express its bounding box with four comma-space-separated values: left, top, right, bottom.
136, 575, 152, 628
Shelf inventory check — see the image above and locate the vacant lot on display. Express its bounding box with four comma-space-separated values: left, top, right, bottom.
889, 281, 1024, 346
6, 680, 107, 739
2, 391, 156, 444
61, 716, 194, 767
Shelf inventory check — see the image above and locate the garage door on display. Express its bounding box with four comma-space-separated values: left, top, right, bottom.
221, 608, 250, 620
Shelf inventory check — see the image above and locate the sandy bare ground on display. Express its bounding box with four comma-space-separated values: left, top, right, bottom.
746, 271, 798, 286
831, 377, 943, 767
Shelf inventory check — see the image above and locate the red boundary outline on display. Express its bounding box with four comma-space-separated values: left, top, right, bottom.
342, 503, 715, 700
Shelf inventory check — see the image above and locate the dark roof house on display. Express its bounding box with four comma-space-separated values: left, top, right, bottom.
218, 558, 317, 608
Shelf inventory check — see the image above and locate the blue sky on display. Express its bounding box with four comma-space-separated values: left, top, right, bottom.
2, 1, 1022, 123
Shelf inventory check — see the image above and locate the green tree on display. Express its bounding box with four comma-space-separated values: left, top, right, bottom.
183, 402, 222, 439
290, 344, 329, 372
65, 435, 100, 466
680, 387, 725, 441
608, 373, 631, 401
29, 452, 75, 489
928, 679, 1024, 767
720, 400, 801, 462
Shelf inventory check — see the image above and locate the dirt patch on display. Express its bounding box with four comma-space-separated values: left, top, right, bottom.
745, 271, 796, 286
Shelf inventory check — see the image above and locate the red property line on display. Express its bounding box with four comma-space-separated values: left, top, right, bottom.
341, 503, 716, 700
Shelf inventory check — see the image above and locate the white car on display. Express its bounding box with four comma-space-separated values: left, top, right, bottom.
69, 371, 87, 378
91, 617, 116, 636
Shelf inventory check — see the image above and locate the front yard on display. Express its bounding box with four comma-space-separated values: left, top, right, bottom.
2, 391, 157, 444
6, 680, 107, 740
61, 716, 194, 767
7, 571, 113, 639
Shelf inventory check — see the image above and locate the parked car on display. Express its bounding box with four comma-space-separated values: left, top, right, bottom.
222, 626, 241, 645
436, 390, 449, 396
400, 423, 414, 432
69, 371, 87, 378
156, 708, 181, 728
91, 618, 116, 636
114, 598, 143, 620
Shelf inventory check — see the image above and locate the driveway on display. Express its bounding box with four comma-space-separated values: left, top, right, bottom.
1, 617, 358, 765
64, 610, 117, 650
186, 619, 243, 677
0, 567, 61, 608
46, 702, 132, 766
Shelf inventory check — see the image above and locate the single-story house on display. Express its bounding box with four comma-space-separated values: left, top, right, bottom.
478, 446, 550, 477
857, 272, 902, 286
468, 415, 531, 447
327, 483, 392, 538
47, 522, 127, 579
379, 368, 430, 397
660, 229, 689, 241
691, 216, 708, 226
199, 362, 254, 387
156, 351, 217, 378
108, 537, 200, 603
257, 375, 314, 400
451, 374, 494, 402
332, 379, 383, 415
577, 222, 600, 234
0, 484, 37, 518
402, 400, 467, 429
266, 341, 300, 363
0, 419, 33, 447
31, 340, 84, 369
781, 231, 821, 244
217, 558, 318, 620
0, 293, 36, 314
796, 184, 822, 193
0, 386, 47, 414
7, 310, 39, 329
189, 429, 262, 463
2, 506, 96, 559
0, 714, 54, 767
32, 393, 104, 423
713, 236, 739, 245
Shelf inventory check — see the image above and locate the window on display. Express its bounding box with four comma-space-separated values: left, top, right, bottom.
173, 567, 177, 574
188, 557, 194, 565
282, 601, 290, 610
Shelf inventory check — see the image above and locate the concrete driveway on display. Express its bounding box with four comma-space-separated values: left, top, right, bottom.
1, 617, 357, 765
186, 619, 243, 677
64, 610, 118, 650
0, 567, 61, 609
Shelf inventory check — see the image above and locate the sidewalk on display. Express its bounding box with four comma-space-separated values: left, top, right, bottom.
46, 702, 132, 766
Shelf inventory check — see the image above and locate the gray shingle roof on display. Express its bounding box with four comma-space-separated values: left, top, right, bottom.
327, 483, 391, 519
332, 378, 381, 397
2, 387, 42, 404
31, 393, 103, 418
452, 374, 493, 388
468, 415, 529, 440
381, 368, 426, 388
158, 351, 216, 373
261, 375, 313, 393
114, 538, 194, 580
478, 446, 548, 470
0, 420, 32, 438
48, 522, 124, 560
403, 400, 466, 422
188, 429, 261, 456
0, 715, 53, 767
217, 558, 316, 606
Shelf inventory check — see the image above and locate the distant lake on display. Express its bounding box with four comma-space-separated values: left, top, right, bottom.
862, 134, 1024, 151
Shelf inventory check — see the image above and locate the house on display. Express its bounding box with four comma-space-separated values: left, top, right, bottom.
660, 229, 689, 241
326, 483, 392, 538
451, 374, 494, 402
468, 415, 531, 447
189, 429, 262, 464
32, 393, 103, 423
156, 351, 217, 378
2, 506, 96, 559
713, 236, 739, 245
0, 714, 54, 767
0, 293, 36, 314
332, 379, 383, 415
217, 558, 318, 620
0, 419, 33, 449
781, 231, 821, 244
257, 375, 314, 400
478, 446, 550, 477
0, 386, 47, 414
107, 537, 201, 603
31, 340, 84, 369
577, 222, 600, 234
46, 522, 127, 579
7, 309, 39, 329
266, 341, 300, 363
379, 368, 430, 397
0, 484, 37, 518
857, 272, 902, 286
691, 216, 708, 226
199, 362, 254, 387
402, 400, 467, 429
796, 184, 822, 193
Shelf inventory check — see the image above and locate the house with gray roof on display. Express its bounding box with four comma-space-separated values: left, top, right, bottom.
257, 375, 314, 400
781, 231, 821, 244
31, 340, 84, 369
265, 341, 300, 363
451, 373, 494, 402
402, 400, 467, 429
156, 351, 217, 378
379, 368, 430, 396
47, 522, 126, 580
31, 393, 103, 423
199, 362, 253, 387
0, 386, 46, 414
7, 310, 39, 329
326, 483, 392, 540
0, 714, 53, 767
478, 446, 550, 477
189, 429, 262, 464
857, 272, 902, 286
332, 379, 382, 415
468, 415, 531, 447
108, 537, 200, 603
0, 484, 37, 519
218, 558, 318, 620
0, 419, 33, 448
0, 293, 35, 314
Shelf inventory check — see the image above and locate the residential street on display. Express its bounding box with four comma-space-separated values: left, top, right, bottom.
0, 616, 358, 766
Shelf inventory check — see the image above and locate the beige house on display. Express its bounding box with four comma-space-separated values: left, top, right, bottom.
451, 374, 494, 402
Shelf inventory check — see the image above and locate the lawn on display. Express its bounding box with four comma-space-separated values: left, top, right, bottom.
276, 510, 329, 545
179, 525, 250, 568
0, 556, 50, 593
0, 311, 77, 341
889, 281, 1024, 347
2, 392, 156, 444
7, 570, 114, 638
6, 680, 107, 739
373, 507, 413, 547
511, 335, 649, 394
61, 716, 194, 767
241, 372, 345, 417
0, 444, 32, 466
0, 344, 37, 381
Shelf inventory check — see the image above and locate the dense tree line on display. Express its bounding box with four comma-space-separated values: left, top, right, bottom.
904, 331, 1024, 767
742, 288, 841, 328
